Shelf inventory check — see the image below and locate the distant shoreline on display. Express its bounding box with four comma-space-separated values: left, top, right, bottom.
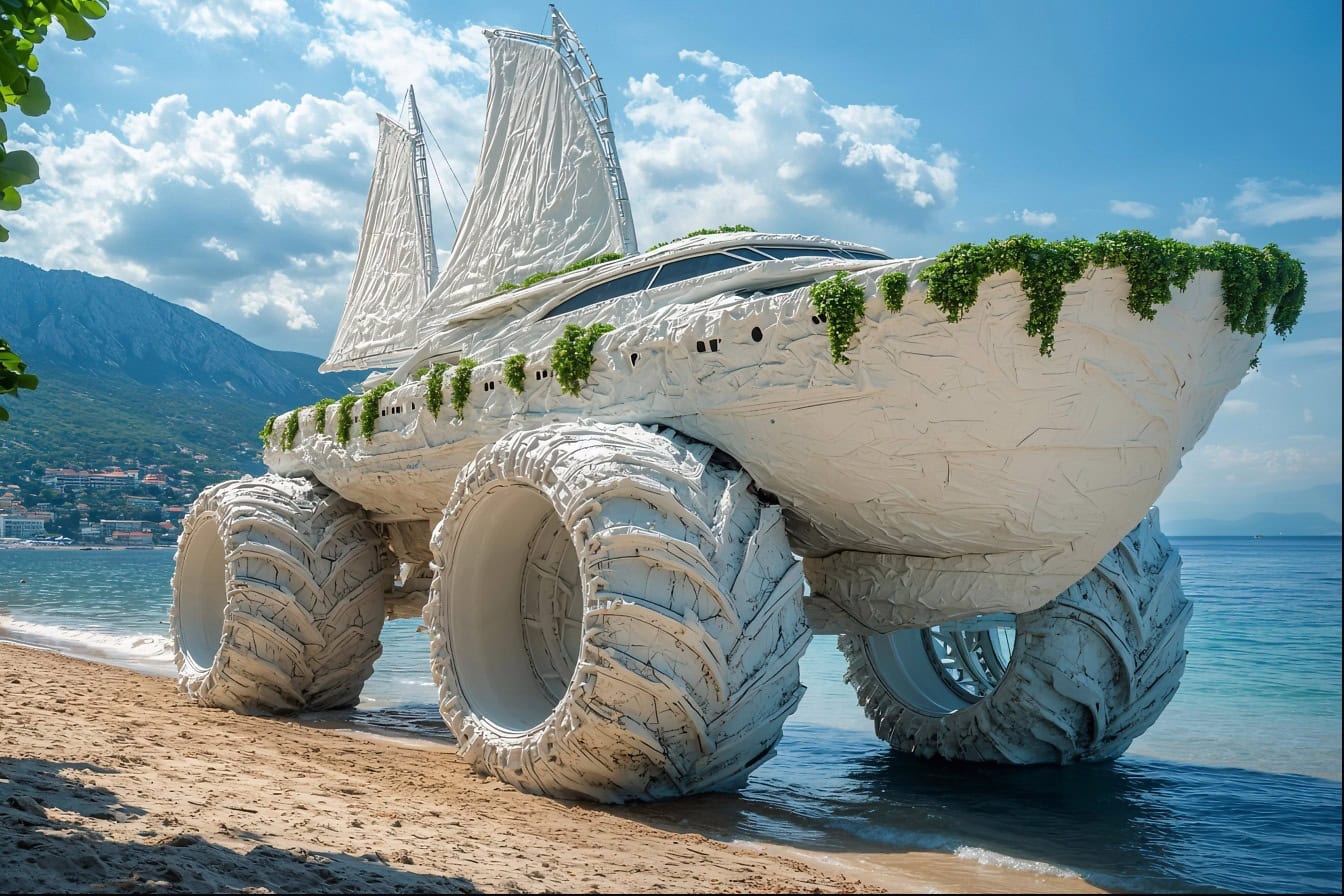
0, 544, 176, 551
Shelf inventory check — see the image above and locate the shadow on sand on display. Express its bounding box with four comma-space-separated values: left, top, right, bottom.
0, 757, 477, 893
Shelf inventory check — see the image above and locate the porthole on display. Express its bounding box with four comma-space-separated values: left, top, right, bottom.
696, 340, 706, 353
751, 326, 763, 342
709, 339, 720, 352
630, 352, 639, 366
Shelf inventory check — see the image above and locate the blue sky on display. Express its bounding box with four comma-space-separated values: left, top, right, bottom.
1, 0, 1339, 521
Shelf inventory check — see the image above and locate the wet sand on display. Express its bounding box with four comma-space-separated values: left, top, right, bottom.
0, 643, 1101, 893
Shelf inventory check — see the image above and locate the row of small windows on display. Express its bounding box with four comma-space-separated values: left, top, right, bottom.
543, 245, 889, 320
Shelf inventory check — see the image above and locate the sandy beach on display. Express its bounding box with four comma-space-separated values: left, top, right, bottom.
0, 642, 1104, 893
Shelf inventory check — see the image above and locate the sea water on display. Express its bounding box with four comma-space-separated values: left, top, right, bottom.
2, 537, 1339, 893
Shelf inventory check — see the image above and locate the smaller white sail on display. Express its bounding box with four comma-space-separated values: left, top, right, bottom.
322, 115, 429, 373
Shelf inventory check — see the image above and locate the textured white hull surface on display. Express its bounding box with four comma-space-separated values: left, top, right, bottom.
839, 509, 1190, 762
171, 475, 392, 713
426, 423, 809, 802
270, 265, 1254, 618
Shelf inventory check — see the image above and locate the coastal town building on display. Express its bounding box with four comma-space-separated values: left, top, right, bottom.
41, 468, 140, 492
100, 520, 155, 539
0, 516, 49, 538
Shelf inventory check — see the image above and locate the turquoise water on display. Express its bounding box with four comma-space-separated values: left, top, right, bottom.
2, 537, 1340, 892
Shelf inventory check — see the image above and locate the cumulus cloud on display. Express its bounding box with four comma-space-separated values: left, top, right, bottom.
1171, 197, 1242, 244
1232, 178, 1342, 226
1109, 199, 1155, 219
137, 0, 304, 41
620, 54, 957, 244
1020, 209, 1056, 227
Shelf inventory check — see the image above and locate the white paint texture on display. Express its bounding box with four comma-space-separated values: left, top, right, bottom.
425, 423, 810, 802
171, 474, 392, 713
269, 248, 1256, 622
839, 509, 1190, 762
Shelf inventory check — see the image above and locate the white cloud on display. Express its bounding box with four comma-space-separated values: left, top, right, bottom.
1171, 197, 1241, 244
1189, 443, 1342, 478
1221, 398, 1258, 415
202, 237, 239, 261
678, 49, 750, 78
239, 272, 319, 330
621, 57, 957, 244
1109, 199, 1155, 219
112, 64, 138, 83
1020, 209, 1056, 227
1304, 408, 1314, 424
1232, 178, 1343, 226
137, 0, 304, 41
1296, 229, 1342, 259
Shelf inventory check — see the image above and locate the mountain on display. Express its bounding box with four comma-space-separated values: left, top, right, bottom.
1163, 512, 1342, 537
0, 257, 358, 488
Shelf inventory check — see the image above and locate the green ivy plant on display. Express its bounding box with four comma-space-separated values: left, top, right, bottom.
551, 322, 614, 396
450, 358, 476, 420
0, 338, 37, 421
335, 394, 359, 445
425, 362, 449, 418
877, 272, 908, 313
809, 273, 867, 364
312, 397, 334, 434
280, 411, 300, 451
917, 231, 1307, 356
504, 353, 527, 394
496, 252, 624, 293
359, 381, 397, 441
258, 414, 277, 446
646, 224, 755, 252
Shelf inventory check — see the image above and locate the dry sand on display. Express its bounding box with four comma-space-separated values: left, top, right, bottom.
0, 643, 1102, 893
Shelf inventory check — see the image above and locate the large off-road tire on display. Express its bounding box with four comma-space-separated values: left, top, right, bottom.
426, 423, 810, 802
171, 474, 392, 714
838, 509, 1190, 763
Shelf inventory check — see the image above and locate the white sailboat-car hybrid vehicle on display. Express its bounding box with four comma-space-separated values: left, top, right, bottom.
169, 7, 1307, 801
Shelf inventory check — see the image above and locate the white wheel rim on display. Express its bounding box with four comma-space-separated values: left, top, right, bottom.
864, 613, 1017, 716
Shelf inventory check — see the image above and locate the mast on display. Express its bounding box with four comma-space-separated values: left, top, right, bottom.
548, 6, 638, 255
406, 86, 439, 294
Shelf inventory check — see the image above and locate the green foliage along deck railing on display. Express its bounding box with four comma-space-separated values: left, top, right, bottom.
497, 252, 625, 293
359, 381, 397, 441
918, 231, 1307, 356
552, 323, 614, 397
809, 273, 868, 364
504, 354, 528, 394
450, 359, 477, 420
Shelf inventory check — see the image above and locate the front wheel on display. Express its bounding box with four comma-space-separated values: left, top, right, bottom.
839, 509, 1190, 763
426, 423, 810, 802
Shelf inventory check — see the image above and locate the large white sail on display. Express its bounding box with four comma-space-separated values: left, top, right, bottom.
415, 23, 636, 332
322, 115, 430, 373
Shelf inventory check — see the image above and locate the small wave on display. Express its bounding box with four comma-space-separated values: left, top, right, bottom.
0, 615, 174, 663
953, 846, 1081, 878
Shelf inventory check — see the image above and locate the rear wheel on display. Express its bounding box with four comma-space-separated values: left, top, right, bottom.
171, 474, 391, 713
839, 509, 1190, 763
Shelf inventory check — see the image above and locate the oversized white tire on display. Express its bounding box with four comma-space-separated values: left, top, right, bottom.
838, 509, 1190, 763
426, 423, 810, 802
171, 474, 391, 714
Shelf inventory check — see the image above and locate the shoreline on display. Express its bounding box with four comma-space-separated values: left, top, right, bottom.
0, 642, 1102, 893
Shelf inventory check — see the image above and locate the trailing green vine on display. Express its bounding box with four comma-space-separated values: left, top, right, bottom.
259, 414, 277, 446
335, 394, 359, 445
877, 271, 908, 313
551, 323, 615, 396
450, 359, 477, 420
312, 398, 334, 434
916, 231, 1307, 356
496, 252, 625, 293
413, 366, 429, 380
359, 381, 397, 441
504, 353, 528, 394
647, 224, 755, 252
425, 362, 449, 418
809, 273, 867, 364
280, 411, 300, 451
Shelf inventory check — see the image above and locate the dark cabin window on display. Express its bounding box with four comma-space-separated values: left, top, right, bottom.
846, 249, 892, 260
648, 252, 747, 289
543, 267, 657, 319
730, 246, 775, 262
756, 246, 836, 261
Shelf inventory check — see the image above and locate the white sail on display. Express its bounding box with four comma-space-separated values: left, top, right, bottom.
415, 27, 635, 332
322, 115, 429, 373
